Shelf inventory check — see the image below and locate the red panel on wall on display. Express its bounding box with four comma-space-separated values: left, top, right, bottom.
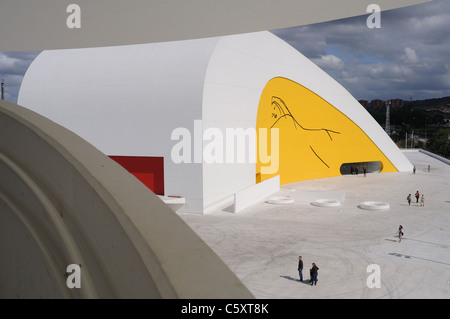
109, 156, 164, 195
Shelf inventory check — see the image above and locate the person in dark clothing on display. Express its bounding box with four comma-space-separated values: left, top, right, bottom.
298, 256, 303, 282
397, 225, 404, 243
310, 263, 319, 286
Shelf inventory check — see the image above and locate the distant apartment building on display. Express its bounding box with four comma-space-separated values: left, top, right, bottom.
358, 100, 369, 108
370, 99, 385, 108
390, 99, 403, 107
367, 99, 403, 108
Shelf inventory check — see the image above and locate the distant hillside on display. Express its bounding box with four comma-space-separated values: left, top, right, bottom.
404, 96, 450, 108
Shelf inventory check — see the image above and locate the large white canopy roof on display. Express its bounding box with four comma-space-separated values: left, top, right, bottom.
0, 0, 430, 51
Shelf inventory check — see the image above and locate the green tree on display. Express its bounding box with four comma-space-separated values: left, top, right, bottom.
426, 128, 450, 159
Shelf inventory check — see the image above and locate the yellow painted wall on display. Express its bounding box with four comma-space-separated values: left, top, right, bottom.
256, 77, 397, 184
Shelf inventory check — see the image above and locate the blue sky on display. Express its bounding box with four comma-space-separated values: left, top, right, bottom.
1, 0, 449, 104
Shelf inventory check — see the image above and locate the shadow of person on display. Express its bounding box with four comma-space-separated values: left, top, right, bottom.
280, 275, 299, 282
280, 275, 311, 285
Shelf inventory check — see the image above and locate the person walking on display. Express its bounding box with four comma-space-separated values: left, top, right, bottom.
397, 225, 404, 243
310, 263, 319, 286
413, 166, 416, 174
415, 191, 420, 203
420, 194, 425, 207
298, 256, 303, 282
407, 194, 411, 206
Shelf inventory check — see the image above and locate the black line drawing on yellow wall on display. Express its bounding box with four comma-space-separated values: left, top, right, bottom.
269, 96, 341, 168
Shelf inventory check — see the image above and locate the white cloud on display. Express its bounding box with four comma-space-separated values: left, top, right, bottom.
0, 53, 20, 70
311, 54, 344, 70
403, 47, 419, 64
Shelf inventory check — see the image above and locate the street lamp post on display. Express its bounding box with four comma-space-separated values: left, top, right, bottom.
385, 100, 391, 136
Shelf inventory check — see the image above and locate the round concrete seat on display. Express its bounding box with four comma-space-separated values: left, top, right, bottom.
311, 199, 341, 207
266, 196, 294, 205
359, 201, 390, 211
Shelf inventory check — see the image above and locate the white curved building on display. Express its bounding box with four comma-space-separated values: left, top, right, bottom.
18, 31, 412, 214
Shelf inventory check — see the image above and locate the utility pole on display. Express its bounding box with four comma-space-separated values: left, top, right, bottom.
385, 100, 391, 136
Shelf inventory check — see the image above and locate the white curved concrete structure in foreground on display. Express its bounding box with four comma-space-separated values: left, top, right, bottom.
0, 99, 253, 298
0, 0, 430, 51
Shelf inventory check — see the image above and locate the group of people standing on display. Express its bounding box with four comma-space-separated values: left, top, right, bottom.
407, 191, 424, 206
410, 164, 427, 207
297, 256, 319, 286
350, 166, 367, 177
413, 165, 431, 174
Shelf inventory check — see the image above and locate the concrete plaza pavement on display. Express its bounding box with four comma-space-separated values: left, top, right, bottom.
179, 150, 450, 299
